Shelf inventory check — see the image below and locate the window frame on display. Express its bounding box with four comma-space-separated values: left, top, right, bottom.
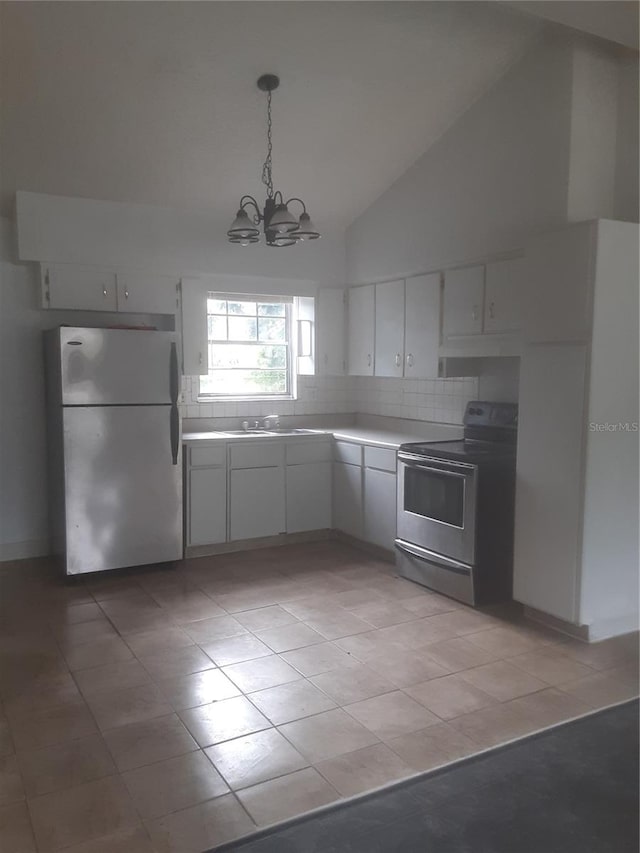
198, 293, 297, 401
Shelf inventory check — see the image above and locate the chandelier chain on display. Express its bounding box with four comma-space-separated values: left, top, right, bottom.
261, 89, 274, 198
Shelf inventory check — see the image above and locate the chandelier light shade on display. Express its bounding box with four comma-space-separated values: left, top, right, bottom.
227, 75, 321, 247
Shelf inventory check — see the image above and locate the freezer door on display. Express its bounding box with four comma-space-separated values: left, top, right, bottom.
59, 327, 178, 405
63, 405, 183, 574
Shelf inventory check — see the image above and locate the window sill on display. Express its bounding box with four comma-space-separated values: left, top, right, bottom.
197, 395, 296, 403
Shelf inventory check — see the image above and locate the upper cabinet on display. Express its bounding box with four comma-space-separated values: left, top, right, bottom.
41, 263, 179, 316
317, 289, 346, 376
484, 257, 524, 334
348, 285, 375, 376
404, 273, 441, 378
442, 265, 485, 338
374, 280, 405, 377
374, 274, 441, 379
42, 265, 118, 312
116, 271, 179, 316
441, 257, 524, 356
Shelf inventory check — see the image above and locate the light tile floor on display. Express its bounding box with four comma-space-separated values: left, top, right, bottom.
0, 541, 638, 852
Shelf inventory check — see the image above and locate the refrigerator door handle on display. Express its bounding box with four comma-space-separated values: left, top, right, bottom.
170, 403, 180, 465
169, 342, 180, 464
169, 342, 179, 405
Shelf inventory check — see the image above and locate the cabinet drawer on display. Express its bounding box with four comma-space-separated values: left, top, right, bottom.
286, 440, 332, 465
364, 445, 397, 473
189, 444, 227, 468
334, 441, 362, 466
230, 441, 285, 470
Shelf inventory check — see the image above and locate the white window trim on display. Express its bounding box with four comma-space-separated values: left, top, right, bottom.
198, 293, 299, 402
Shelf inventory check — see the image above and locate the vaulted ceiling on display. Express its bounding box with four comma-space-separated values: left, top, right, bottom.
1, 2, 546, 228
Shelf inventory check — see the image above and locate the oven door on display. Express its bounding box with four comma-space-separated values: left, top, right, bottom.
396, 452, 477, 566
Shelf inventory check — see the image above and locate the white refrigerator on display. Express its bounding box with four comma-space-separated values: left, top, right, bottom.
45, 326, 183, 575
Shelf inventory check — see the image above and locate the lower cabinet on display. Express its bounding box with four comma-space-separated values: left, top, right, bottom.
189, 467, 227, 546
333, 461, 363, 539
287, 462, 332, 533
185, 436, 397, 552
230, 466, 286, 541
364, 467, 397, 550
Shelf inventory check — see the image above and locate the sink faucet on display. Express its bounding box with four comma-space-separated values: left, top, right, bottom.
262, 414, 280, 430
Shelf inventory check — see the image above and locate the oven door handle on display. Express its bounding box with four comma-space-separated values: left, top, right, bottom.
398, 453, 471, 478
394, 539, 472, 575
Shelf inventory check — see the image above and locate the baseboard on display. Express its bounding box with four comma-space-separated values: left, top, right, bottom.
0, 538, 50, 563
524, 604, 640, 643
585, 613, 640, 642
523, 606, 590, 641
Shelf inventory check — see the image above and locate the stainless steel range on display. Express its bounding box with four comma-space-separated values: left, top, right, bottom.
395, 401, 518, 606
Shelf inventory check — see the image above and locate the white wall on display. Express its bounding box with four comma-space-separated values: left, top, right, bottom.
346, 33, 574, 284
346, 33, 639, 285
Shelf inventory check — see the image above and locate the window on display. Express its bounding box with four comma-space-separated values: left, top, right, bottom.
199, 294, 293, 398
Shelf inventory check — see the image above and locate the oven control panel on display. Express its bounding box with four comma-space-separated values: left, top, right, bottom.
463, 401, 518, 430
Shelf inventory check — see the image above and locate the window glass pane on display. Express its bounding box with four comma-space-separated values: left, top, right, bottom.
258, 302, 285, 317
227, 301, 256, 316
228, 316, 258, 341
207, 298, 227, 314
258, 317, 286, 342
204, 370, 287, 396
208, 315, 227, 340
209, 344, 286, 370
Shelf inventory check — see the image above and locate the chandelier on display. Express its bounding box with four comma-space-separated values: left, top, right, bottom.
227, 74, 320, 247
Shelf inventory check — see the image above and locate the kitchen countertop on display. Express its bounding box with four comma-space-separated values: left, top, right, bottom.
182, 422, 462, 449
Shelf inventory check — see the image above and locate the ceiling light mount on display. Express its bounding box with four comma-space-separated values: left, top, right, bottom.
256, 74, 280, 93
227, 74, 320, 247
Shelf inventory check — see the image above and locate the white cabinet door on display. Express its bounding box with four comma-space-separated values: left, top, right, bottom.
189, 467, 227, 546
317, 289, 345, 376
484, 257, 524, 334
181, 277, 209, 376
442, 266, 485, 338
333, 462, 363, 538
404, 273, 440, 378
375, 280, 405, 377
117, 272, 178, 315
286, 462, 332, 533
513, 344, 587, 623
230, 467, 285, 541
44, 264, 117, 312
364, 467, 397, 551
348, 285, 375, 375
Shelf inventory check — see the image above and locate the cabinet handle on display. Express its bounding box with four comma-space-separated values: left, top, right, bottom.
199, 351, 203, 365
394, 353, 402, 368
489, 301, 495, 320
472, 305, 478, 322
102, 287, 108, 298
124, 288, 129, 299
367, 354, 372, 367
406, 353, 414, 368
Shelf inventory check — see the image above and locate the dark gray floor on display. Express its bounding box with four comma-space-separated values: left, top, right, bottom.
216, 700, 639, 853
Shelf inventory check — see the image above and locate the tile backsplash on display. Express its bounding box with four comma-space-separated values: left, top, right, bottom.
181, 373, 479, 425
351, 376, 478, 424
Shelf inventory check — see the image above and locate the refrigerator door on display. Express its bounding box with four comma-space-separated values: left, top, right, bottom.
59, 327, 178, 405
62, 405, 183, 574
